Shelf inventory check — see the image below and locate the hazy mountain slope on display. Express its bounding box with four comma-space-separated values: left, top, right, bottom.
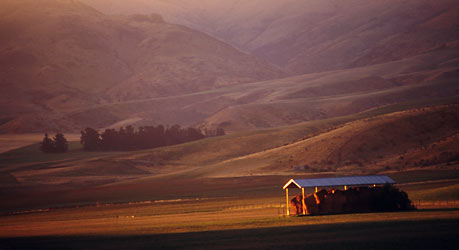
2, 0, 458, 134
103, 48, 459, 134
104, 15, 284, 101
82, 0, 459, 74
199, 71, 459, 133
1, 44, 457, 133
0, 0, 283, 132
0, 0, 119, 115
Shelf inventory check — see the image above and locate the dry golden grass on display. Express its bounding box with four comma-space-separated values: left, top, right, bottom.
0, 193, 459, 237
1, 195, 458, 238
192, 105, 459, 177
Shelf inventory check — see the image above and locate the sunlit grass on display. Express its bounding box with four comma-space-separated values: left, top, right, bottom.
408, 184, 459, 201
0, 195, 458, 237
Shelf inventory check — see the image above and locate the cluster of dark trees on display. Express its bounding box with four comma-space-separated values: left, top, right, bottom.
80, 125, 220, 151
40, 133, 69, 153
204, 127, 226, 137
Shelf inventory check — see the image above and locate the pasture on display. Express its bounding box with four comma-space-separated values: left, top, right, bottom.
0, 103, 458, 249
1, 219, 459, 249
0, 197, 458, 249
1, 170, 459, 249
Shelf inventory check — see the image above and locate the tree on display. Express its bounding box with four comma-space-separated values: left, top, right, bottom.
40, 133, 69, 153
40, 133, 54, 153
216, 127, 226, 136
81, 124, 207, 151
118, 126, 127, 149
186, 127, 205, 141
100, 128, 119, 151
53, 133, 68, 153
80, 127, 100, 151
204, 127, 226, 137
125, 125, 136, 150
165, 125, 182, 145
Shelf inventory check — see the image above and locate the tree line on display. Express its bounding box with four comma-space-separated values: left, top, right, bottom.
40, 133, 69, 153
39, 125, 224, 153
80, 125, 224, 151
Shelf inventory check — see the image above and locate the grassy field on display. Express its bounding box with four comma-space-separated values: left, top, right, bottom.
2, 218, 459, 250
0, 171, 457, 249
1, 176, 458, 248
0, 199, 458, 249
0, 102, 458, 249
1, 199, 459, 237
7, 218, 459, 250
408, 184, 459, 201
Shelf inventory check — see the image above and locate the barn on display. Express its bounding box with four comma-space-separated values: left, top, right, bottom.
283, 175, 412, 215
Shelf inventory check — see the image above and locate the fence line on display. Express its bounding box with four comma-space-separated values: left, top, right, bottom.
414, 200, 459, 209
223, 200, 459, 216
225, 203, 283, 211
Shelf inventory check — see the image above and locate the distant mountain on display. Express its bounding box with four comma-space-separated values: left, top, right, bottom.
0, 0, 283, 132
81, 0, 459, 74
1, 0, 458, 133
4, 47, 452, 134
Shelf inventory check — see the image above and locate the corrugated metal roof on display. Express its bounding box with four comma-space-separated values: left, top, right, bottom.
283, 175, 395, 189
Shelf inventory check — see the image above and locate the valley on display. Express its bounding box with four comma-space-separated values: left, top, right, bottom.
0, 0, 458, 249
1, 102, 458, 213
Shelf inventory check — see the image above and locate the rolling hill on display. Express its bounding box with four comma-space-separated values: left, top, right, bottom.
1, 103, 458, 211
198, 104, 459, 177
0, 0, 283, 132
2, 103, 458, 182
